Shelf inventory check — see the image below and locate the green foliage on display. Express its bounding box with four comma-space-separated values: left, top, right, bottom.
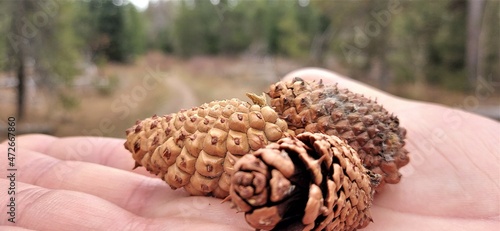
427, 1, 468, 90
386, 0, 470, 91
38, 0, 81, 86
0, 1, 9, 71
217, 1, 253, 54
481, 0, 500, 84
388, 0, 443, 84
170, 0, 319, 58
316, 0, 368, 66
158, 28, 174, 53
4, 0, 82, 108
123, 4, 147, 57
273, 3, 309, 57
84, 0, 146, 63
172, 0, 221, 56
0, 0, 497, 97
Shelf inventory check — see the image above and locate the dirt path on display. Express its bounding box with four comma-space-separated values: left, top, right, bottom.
155, 75, 199, 115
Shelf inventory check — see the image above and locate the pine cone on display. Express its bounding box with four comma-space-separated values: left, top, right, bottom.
230, 132, 381, 231
124, 95, 292, 198
268, 78, 409, 190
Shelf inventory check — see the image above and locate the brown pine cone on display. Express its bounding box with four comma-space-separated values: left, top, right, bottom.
230, 132, 381, 231
268, 78, 409, 190
124, 95, 292, 198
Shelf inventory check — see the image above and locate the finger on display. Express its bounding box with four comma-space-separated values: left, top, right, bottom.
12, 134, 152, 176
0, 179, 142, 231
0, 226, 36, 231
2, 143, 246, 221
1, 133, 58, 152
2, 143, 181, 216
0, 180, 250, 231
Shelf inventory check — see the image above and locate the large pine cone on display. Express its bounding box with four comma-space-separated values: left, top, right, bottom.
268, 78, 409, 190
124, 97, 292, 198
230, 132, 381, 231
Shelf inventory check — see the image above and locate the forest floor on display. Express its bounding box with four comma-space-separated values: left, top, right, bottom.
0, 51, 498, 140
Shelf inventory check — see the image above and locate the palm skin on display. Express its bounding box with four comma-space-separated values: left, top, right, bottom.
1, 68, 499, 231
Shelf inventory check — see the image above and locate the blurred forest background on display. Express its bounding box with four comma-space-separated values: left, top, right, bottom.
0, 0, 498, 139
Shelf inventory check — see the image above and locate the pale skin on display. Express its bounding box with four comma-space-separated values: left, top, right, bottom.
1, 68, 499, 231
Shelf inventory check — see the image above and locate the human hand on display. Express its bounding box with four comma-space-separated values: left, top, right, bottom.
1, 68, 498, 231
283, 68, 500, 230
0, 134, 250, 231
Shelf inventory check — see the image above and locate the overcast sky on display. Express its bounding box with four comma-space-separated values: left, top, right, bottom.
128, 0, 150, 10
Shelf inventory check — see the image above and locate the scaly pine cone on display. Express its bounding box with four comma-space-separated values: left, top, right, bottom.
124, 95, 292, 198
268, 78, 409, 190
230, 132, 381, 231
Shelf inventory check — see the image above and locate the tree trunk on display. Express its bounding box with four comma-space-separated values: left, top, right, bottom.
14, 1, 27, 120
16, 54, 25, 120
466, 0, 486, 86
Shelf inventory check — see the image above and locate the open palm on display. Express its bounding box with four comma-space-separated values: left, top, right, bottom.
1, 68, 499, 231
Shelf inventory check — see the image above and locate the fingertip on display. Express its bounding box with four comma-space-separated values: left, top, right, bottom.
8, 134, 58, 153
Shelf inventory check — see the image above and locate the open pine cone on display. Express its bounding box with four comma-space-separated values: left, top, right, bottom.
268, 78, 409, 190
230, 132, 381, 231
124, 95, 293, 198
